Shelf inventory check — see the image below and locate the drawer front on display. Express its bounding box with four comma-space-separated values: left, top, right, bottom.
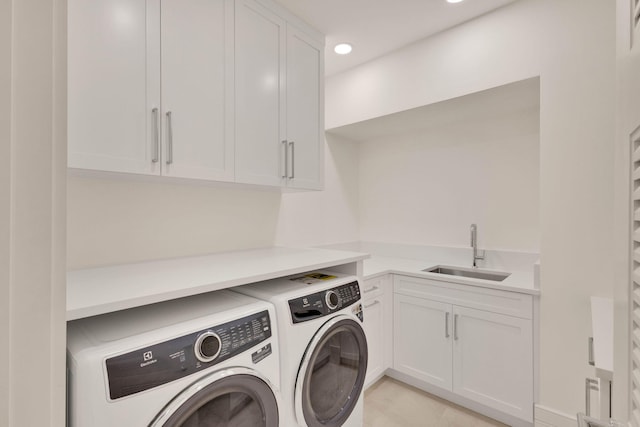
393, 275, 532, 319
361, 275, 387, 299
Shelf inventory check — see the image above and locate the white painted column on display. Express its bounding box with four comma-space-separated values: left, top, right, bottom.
613, 0, 640, 424
0, 0, 67, 426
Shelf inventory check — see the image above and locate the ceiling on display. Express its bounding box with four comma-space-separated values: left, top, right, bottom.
326, 77, 540, 141
274, 0, 519, 76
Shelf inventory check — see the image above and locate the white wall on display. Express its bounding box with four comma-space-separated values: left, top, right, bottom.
356, 107, 539, 252
326, 0, 616, 421
1, 0, 67, 426
613, 0, 640, 422
275, 134, 360, 247
67, 134, 359, 269
67, 176, 282, 269
0, 0, 10, 422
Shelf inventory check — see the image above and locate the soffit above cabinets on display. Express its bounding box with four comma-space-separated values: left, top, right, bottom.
326, 77, 540, 142
274, 0, 520, 76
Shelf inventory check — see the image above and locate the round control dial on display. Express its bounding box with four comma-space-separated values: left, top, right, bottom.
325, 290, 340, 310
194, 331, 222, 363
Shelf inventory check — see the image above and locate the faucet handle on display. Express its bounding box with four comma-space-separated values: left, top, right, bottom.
470, 223, 477, 246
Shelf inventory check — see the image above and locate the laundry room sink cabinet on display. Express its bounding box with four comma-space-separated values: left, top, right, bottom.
392, 275, 534, 425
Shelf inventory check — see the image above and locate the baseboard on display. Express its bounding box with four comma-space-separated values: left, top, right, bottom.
534, 404, 577, 427
386, 370, 533, 427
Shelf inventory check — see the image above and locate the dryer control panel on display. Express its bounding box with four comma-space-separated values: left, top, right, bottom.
104, 310, 272, 400
289, 280, 361, 324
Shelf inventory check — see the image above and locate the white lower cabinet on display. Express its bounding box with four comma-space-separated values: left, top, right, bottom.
452, 305, 533, 420
361, 275, 392, 388
394, 294, 452, 390
393, 275, 534, 423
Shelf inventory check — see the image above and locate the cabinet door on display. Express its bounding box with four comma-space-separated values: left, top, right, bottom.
235, 0, 286, 187
362, 296, 384, 388
161, 0, 234, 181
285, 24, 324, 190
452, 306, 533, 421
393, 294, 452, 390
68, 0, 160, 175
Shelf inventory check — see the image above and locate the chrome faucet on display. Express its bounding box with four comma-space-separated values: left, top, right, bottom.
470, 223, 485, 268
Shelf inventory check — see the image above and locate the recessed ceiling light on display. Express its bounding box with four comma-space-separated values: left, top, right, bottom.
334, 43, 353, 55
447, 0, 464, 3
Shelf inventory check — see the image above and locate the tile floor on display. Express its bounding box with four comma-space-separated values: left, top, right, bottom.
363, 377, 508, 427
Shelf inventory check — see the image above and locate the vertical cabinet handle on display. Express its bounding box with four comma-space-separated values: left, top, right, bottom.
585, 378, 599, 416
445, 312, 450, 338
166, 111, 173, 165
453, 314, 459, 340
151, 108, 159, 163
289, 141, 295, 179
588, 337, 595, 366
282, 140, 288, 178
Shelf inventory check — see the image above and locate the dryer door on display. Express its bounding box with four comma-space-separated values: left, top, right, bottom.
295, 315, 368, 427
150, 368, 279, 427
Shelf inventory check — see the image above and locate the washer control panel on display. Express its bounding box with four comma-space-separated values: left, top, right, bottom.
105, 310, 272, 400
289, 280, 361, 324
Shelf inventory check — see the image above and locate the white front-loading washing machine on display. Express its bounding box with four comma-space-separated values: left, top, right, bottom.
67, 289, 281, 426
233, 272, 368, 427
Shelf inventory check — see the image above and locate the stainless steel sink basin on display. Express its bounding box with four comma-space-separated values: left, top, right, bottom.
422, 265, 511, 282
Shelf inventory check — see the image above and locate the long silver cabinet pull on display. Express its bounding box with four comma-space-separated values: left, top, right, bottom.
364, 300, 380, 309
151, 108, 159, 163
363, 286, 379, 294
289, 141, 295, 179
282, 140, 288, 178
453, 314, 459, 340
166, 111, 174, 165
588, 337, 595, 366
445, 312, 450, 338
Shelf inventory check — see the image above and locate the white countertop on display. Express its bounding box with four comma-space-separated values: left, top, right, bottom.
362, 255, 539, 295
67, 246, 369, 321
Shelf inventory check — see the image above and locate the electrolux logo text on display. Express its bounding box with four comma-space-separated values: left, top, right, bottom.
140, 350, 157, 368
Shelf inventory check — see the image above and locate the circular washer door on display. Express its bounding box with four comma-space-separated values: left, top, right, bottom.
150, 368, 279, 427
295, 315, 368, 427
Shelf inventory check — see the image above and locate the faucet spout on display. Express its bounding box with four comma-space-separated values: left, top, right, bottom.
470, 223, 485, 268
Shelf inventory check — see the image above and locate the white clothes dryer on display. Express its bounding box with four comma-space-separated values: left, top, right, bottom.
67, 290, 281, 427
233, 272, 367, 427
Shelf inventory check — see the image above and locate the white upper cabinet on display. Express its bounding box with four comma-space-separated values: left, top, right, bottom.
68, 0, 161, 175
69, 0, 234, 181
69, 0, 323, 188
234, 0, 286, 187
161, 0, 234, 181
285, 25, 324, 190
235, 0, 325, 190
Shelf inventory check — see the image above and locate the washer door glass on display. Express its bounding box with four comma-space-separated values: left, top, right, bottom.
299, 317, 368, 427
152, 373, 278, 427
